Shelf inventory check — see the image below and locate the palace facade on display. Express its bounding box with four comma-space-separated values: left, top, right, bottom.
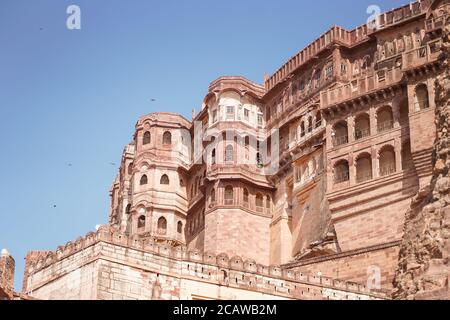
2, 0, 449, 300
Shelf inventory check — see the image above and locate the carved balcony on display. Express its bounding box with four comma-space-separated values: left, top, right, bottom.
425, 15, 448, 33
320, 67, 403, 111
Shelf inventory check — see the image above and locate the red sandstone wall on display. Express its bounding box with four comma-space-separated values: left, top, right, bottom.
286, 244, 400, 289
205, 209, 270, 265
291, 176, 331, 257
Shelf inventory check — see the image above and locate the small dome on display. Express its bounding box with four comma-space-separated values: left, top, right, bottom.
1, 248, 9, 256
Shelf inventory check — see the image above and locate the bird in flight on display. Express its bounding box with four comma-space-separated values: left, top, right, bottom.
150, 98, 156, 102
109, 162, 116, 166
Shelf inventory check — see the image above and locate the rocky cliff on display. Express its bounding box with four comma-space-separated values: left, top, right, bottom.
393, 25, 450, 300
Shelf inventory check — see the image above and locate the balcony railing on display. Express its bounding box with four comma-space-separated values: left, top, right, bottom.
402, 39, 442, 70
380, 165, 396, 177
355, 128, 370, 140
333, 135, 349, 147
321, 67, 403, 109
377, 120, 394, 133
425, 15, 448, 32
356, 171, 373, 183
334, 171, 350, 184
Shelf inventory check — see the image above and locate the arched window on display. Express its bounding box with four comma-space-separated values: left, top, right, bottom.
138, 215, 146, 229
379, 146, 396, 176
140, 174, 148, 185
356, 153, 373, 183
127, 163, 133, 175
210, 188, 216, 204
334, 160, 349, 184
211, 149, 216, 165
180, 179, 185, 187
300, 122, 305, 137
163, 131, 172, 145
177, 221, 183, 234
414, 84, 429, 111
315, 113, 322, 128
243, 188, 249, 206
125, 204, 131, 215
225, 186, 234, 205
157, 217, 167, 235
256, 193, 264, 212
160, 174, 170, 185
266, 196, 271, 209
307, 116, 313, 133
244, 136, 250, 160
333, 122, 348, 146
355, 113, 371, 140
402, 141, 414, 170
225, 145, 234, 162
377, 106, 394, 132
143, 131, 151, 145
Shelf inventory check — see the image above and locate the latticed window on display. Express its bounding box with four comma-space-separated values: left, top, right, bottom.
163, 131, 172, 145
377, 107, 394, 133
225, 145, 233, 162
143, 131, 151, 145
140, 175, 148, 185
138, 215, 146, 229
334, 161, 350, 184
266, 196, 271, 210
244, 109, 250, 121
243, 188, 249, 206
258, 114, 263, 127
225, 186, 234, 205
226, 106, 234, 120
157, 217, 167, 235
256, 193, 264, 212
211, 149, 216, 165
326, 64, 334, 78
160, 174, 170, 185
379, 147, 396, 177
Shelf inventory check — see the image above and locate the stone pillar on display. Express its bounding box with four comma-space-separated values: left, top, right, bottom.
348, 116, 355, 143
0, 249, 15, 298
394, 138, 402, 173
369, 107, 377, 136
349, 153, 356, 186
371, 146, 377, 180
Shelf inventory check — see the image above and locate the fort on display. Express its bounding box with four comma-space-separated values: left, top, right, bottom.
1, 0, 449, 300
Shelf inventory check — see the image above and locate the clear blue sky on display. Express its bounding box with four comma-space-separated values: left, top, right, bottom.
0, 0, 409, 291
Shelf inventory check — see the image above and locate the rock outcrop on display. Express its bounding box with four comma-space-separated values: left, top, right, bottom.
393, 25, 450, 300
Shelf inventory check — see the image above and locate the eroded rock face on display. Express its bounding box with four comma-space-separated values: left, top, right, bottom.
393, 25, 450, 300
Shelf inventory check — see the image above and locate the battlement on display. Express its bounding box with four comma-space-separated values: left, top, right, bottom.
264, 0, 432, 92
24, 226, 388, 300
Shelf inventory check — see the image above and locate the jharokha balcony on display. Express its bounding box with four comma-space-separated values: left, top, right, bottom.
425, 14, 448, 33
320, 39, 442, 111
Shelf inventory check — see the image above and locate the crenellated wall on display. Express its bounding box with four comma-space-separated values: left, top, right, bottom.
22, 227, 387, 300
